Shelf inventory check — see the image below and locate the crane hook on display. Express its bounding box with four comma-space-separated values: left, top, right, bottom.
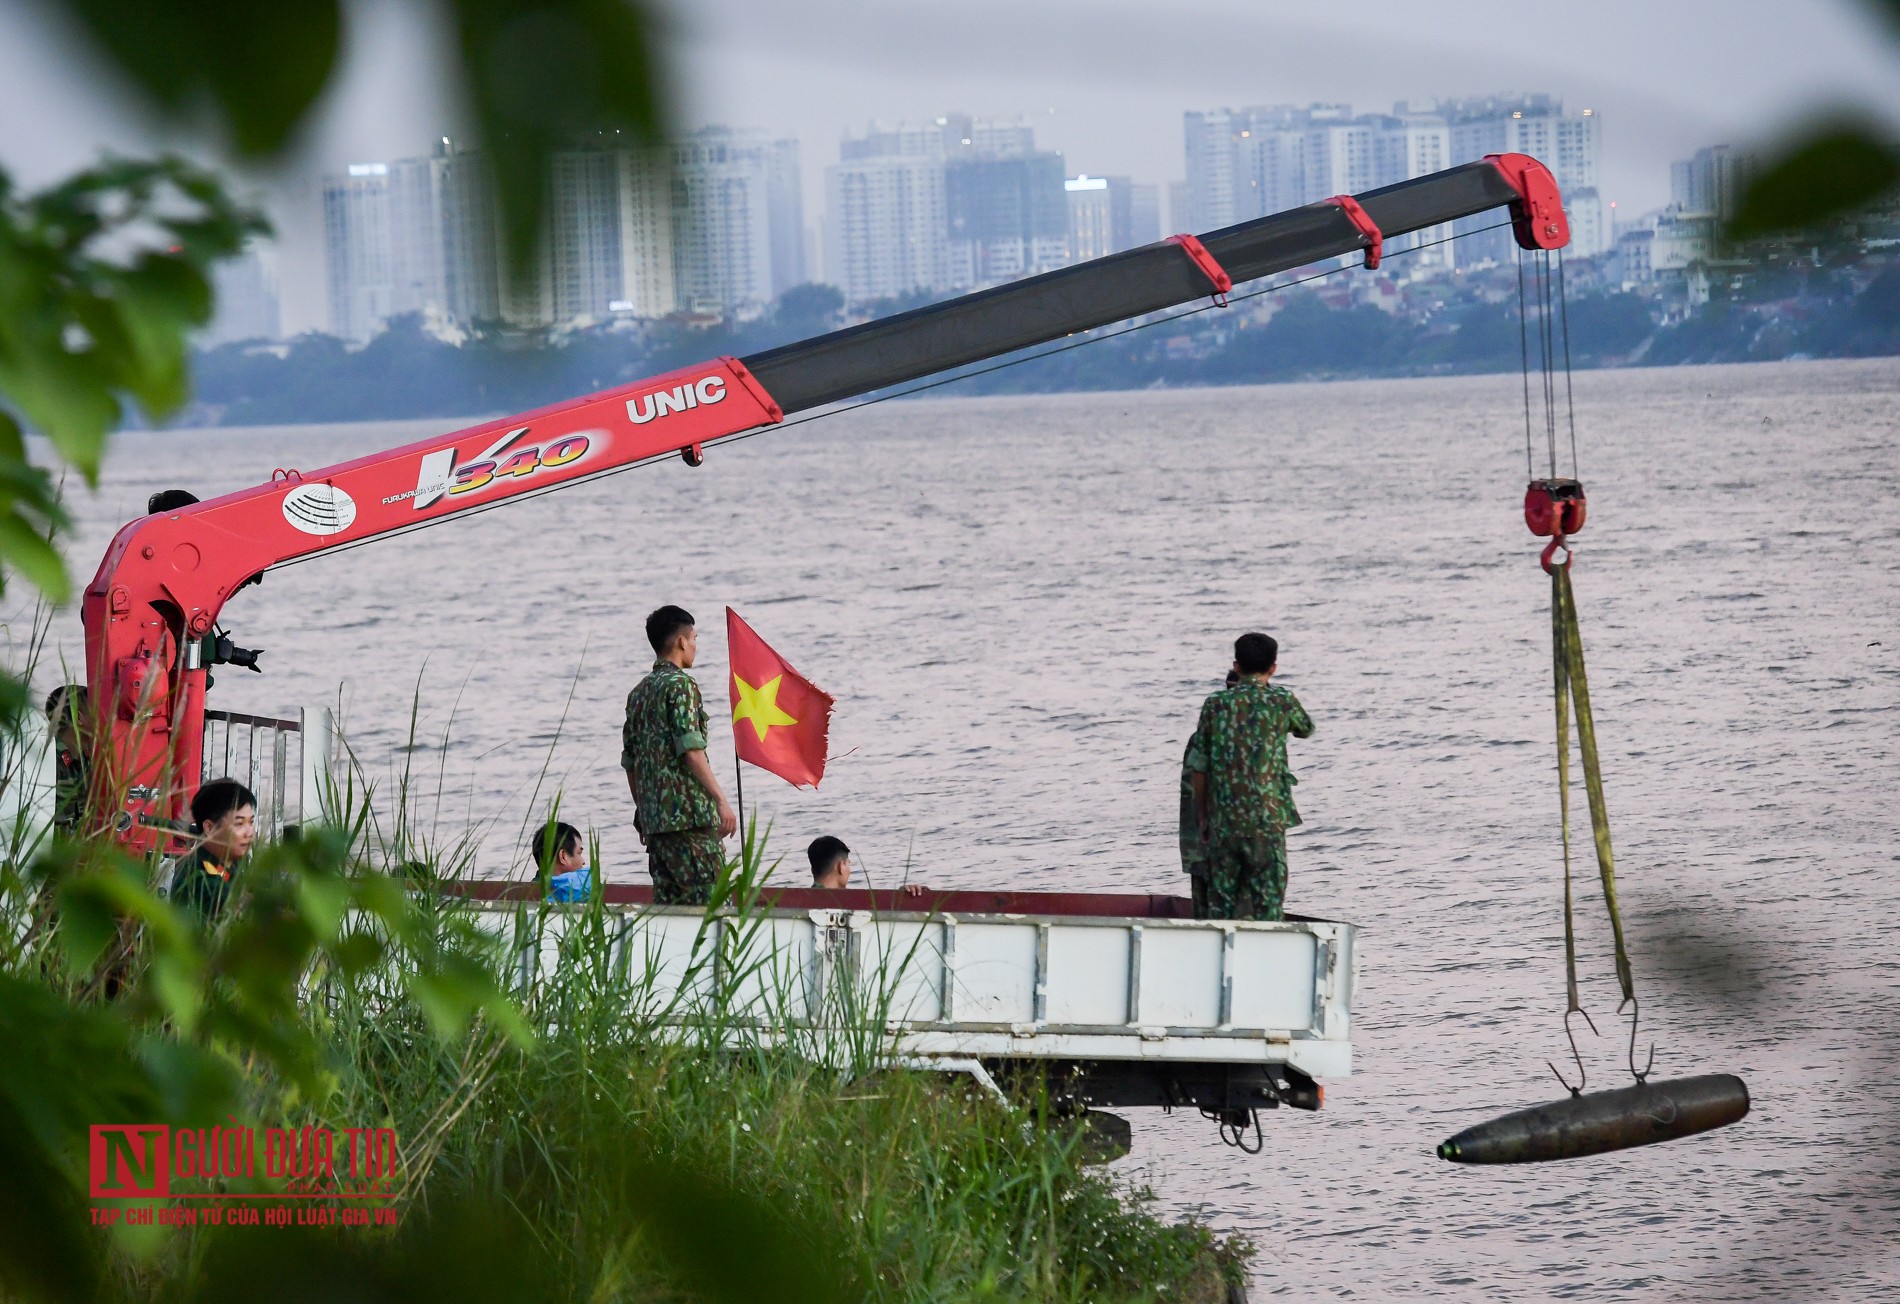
1546, 1005, 1599, 1097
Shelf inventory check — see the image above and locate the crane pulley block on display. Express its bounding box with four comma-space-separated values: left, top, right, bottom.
1524, 477, 1587, 540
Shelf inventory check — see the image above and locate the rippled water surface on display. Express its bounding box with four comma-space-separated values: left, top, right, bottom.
47, 359, 1900, 1299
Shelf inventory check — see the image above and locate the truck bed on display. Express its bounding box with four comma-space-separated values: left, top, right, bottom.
449, 882, 1357, 1117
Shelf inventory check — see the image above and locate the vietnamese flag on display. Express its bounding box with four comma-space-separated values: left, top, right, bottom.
727, 607, 834, 788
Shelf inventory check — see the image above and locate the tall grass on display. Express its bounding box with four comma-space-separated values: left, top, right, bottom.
0, 667, 1252, 1302
297, 812, 1251, 1302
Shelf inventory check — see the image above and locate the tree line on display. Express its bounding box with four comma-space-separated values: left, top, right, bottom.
179, 265, 1900, 428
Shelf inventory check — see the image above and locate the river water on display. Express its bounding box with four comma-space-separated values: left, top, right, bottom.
42, 358, 1900, 1299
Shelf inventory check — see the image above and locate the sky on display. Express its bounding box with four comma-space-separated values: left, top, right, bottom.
3, 0, 1898, 333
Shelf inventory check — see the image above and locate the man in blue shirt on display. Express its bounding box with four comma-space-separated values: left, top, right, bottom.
531, 820, 594, 903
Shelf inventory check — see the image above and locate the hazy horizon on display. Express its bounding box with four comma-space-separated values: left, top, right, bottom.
4, 0, 1896, 333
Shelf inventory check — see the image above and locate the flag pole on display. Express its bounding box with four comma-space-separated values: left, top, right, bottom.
732, 752, 747, 851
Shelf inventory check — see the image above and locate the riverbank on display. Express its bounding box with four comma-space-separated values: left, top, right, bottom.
3, 805, 1249, 1303
172, 258, 1900, 429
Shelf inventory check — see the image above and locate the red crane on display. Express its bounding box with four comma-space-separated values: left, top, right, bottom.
82, 154, 1567, 850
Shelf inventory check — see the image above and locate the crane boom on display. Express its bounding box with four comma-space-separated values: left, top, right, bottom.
81, 154, 1567, 849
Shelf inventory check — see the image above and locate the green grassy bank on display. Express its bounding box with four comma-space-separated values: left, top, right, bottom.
0, 764, 1251, 1303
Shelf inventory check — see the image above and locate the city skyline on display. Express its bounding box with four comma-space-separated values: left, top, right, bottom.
4, 2, 1895, 335
291, 92, 1647, 344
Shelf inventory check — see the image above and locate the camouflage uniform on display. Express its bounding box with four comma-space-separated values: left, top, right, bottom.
169, 848, 237, 925
621, 660, 724, 906
1184, 679, 1314, 921
1178, 737, 1210, 917
52, 749, 89, 837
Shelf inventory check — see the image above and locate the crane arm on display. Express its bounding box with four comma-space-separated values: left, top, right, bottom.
81, 154, 1566, 848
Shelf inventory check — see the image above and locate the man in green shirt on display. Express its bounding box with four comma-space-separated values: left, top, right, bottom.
621, 606, 737, 906
170, 778, 258, 925
1186, 633, 1314, 921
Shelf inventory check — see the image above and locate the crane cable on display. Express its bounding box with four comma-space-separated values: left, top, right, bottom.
1520, 243, 1650, 1093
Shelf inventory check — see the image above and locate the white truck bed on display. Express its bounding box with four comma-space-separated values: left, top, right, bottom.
455, 884, 1357, 1116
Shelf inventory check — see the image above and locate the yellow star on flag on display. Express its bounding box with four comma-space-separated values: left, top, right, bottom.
732, 672, 799, 742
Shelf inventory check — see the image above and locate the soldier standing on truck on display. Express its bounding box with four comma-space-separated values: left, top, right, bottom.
1186, 633, 1314, 921
1179, 667, 1239, 917
621, 605, 738, 906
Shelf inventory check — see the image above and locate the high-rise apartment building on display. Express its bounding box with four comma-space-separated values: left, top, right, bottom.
546, 148, 622, 326
827, 114, 1070, 301
1066, 176, 1115, 262
436, 143, 501, 327
1129, 183, 1161, 247
1181, 96, 1607, 267
326, 135, 687, 336
324, 155, 459, 340
323, 165, 396, 342
945, 143, 1068, 286
826, 141, 950, 303
1066, 175, 1154, 261
1670, 144, 1757, 222
825, 116, 974, 302
670, 127, 804, 315
616, 151, 676, 317
202, 240, 281, 346
1438, 95, 1606, 258
386, 157, 446, 321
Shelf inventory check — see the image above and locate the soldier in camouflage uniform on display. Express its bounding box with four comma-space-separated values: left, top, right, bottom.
45, 684, 91, 837
1185, 633, 1313, 921
621, 606, 736, 906
1179, 668, 1239, 916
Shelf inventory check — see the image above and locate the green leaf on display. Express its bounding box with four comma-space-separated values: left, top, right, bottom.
448, 0, 668, 271
63, 0, 343, 156
0, 345, 118, 483
0, 1095, 96, 1304
406, 953, 531, 1047
0, 509, 70, 603
327, 928, 386, 977
406, 969, 474, 1043
147, 951, 206, 1036
1727, 122, 1900, 240
615, 1150, 856, 1304
133, 1036, 239, 1126
295, 870, 350, 942
0, 669, 31, 738
1866, 0, 1900, 38
52, 878, 115, 975
108, 256, 214, 414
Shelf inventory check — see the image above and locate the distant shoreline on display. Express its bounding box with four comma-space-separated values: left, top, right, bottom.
120, 353, 1900, 440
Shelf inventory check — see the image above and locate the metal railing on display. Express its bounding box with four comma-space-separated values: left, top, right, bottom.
201, 707, 333, 838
